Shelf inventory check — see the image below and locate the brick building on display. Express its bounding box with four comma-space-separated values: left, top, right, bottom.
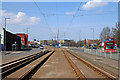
16, 33, 28, 46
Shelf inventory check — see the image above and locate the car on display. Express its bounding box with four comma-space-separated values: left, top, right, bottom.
92, 47, 97, 49
40, 46, 44, 49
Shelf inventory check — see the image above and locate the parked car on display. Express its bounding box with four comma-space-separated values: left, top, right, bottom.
40, 45, 44, 49
92, 47, 97, 49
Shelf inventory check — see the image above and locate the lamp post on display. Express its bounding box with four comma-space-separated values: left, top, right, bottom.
26, 27, 30, 48
4, 17, 10, 51
91, 28, 94, 46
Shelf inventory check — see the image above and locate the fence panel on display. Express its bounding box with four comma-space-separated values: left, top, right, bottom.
84, 48, 118, 60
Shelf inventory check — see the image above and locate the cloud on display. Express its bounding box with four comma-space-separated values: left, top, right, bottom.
65, 11, 76, 15
82, 0, 108, 10
0, 10, 40, 26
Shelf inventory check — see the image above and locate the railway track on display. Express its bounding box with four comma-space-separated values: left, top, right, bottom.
1, 50, 46, 67
1, 49, 55, 80
62, 50, 87, 80
70, 49, 119, 78
1, 48, 118, 80
18, 50, 55, 80
62, 49, 117, 80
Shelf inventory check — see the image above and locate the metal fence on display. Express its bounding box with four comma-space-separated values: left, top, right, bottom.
84, 49, 119, 60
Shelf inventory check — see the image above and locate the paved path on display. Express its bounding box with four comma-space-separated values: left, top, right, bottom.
32, 48, 76, 78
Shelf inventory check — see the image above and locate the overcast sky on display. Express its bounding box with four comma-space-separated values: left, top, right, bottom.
0, 1, 118, 41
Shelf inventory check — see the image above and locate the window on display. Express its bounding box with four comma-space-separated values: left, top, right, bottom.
105, 46, 115, 49
106, 38, 114, 41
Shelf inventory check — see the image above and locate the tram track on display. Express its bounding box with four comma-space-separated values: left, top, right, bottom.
1, 49, 53, 79
62, 50, 87, 80
18, 50, 55, 80
62, 49, 117, 80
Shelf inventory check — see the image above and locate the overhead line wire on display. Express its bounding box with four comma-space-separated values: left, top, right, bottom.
33, 0, 55, 38
64, 2, 83, 39
64, 2, 83, 33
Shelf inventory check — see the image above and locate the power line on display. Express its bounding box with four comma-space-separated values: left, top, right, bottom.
33, 0, 45, 16
56, 0, 59, 42
33, 0, 55, 39
64, 2, 83, 33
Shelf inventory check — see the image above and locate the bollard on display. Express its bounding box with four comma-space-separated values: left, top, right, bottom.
100, 50, 101, 56
104, 52, 106, 58
110, 51, 112, 59
96, 50, 97, 56
90, 49, 91, 54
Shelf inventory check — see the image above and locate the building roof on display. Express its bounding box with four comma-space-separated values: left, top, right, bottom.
28, 41, 34, 44
16, 33, 27, 35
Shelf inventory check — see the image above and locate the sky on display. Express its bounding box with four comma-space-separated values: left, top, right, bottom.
0, 1, 118, 41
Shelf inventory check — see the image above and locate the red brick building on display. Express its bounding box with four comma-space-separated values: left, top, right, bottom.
16, 33, 28, 46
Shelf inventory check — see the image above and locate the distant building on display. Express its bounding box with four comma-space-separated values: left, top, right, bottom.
84, 39, 91, 46
16, 33, 28, 46
59, 39, 70, 46
40, 40, 56, 45
39, 39, 76, 46
84, 39, 100, 46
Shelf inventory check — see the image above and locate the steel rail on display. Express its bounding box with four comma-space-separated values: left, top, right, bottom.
66, 49, 117, 80
1, 50, 50, 79
18, 50, 55, 80
62, 50, 87, 80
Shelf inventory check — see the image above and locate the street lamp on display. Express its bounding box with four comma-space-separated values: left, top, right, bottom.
91, 28, 94, 46
26, 27, 30, 48
4, 17, 10, 51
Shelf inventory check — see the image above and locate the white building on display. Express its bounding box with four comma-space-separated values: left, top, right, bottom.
0, 25, 4, 50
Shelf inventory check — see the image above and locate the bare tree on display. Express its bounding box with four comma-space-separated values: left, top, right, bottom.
112, 23, 120, 47
100, 27, 111, 40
